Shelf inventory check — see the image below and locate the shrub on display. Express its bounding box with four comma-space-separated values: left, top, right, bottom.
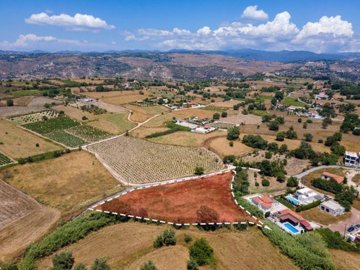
52, 252, 74, 270
287, 177, 299, 187
221, 111, 228, 118
213, 113, 220, 120
235, 197, 263, 218
187, 260, 199, 270
154, 229, 176, 248
227, 126, 240, 140
276, 132, 285, 141
268, 120, 279, 131
312, 178, 342, 194
242, 135, 268, 149
304, 133, 313, 142
262, 179, 270, 186
184, 234, 193, 243
265, 152, 272, 159
91, 258, 109, 270
196, 205, 219, 222
285, 126, 297, 139
6, 99, 14, 106
317, 228, 360, 253
140, 261, 157, 270
189, 238, 215, 266
74, 263, 87, 270
194, 166, 204, 175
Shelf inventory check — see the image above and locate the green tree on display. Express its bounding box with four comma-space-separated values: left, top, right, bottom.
91, 258, 109, 270
304, 133, 313, 142
6, 99, 14, 106
287, 177, 299, 187
262, 179, 270, 186
52, 252, 74, 270
221, 111, 228, 118
276, 132, 285, 141
227, 126, 240, 141
212, 113, 220, 120
74, 263, 87, 270
194, 166, 204, 175
189, 238, 214, 266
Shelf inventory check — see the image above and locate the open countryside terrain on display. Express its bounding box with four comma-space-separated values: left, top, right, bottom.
37, 222, 297, 270
2, 151, 123, 215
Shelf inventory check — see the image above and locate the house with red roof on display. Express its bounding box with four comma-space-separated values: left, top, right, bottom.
321, 172, 345, 184
276, 209, 313, 233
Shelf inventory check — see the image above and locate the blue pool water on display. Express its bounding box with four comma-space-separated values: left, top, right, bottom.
285, 195, 300, 206
283, 222, 300, 234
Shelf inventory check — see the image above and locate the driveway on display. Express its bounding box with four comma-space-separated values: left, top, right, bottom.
328, 208, 360, 234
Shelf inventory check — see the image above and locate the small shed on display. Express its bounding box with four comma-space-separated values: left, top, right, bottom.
320, 200, 345, 216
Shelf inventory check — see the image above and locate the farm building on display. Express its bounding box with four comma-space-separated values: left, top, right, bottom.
285, 187, 324, 206
315, 92, 329, 100
319, 200, 345, 216
344, 151, 360, 167
321, 172, 345, 184
274, 209, 313, 235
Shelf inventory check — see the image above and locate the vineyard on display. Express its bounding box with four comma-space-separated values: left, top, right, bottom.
66, 125, 110, 142
87, 136, 224, 184
46, 130, 86, 148
0, 152, 13, 166
11, 110, 59, 125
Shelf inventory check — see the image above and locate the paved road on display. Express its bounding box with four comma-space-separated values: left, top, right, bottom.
328, 207, 360, 234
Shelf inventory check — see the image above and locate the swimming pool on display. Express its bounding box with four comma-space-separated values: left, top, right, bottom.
283, 222, 300, 234
285, 195, 300, 206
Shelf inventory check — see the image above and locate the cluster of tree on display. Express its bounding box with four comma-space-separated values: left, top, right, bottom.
291, 142, 339, 166
317, 228, 360, 253
312, 178, 358, 211
232, 167, 250, 196
261, 86, 280, 92
153, 229, 177, 248
188, 238, 215, 270
332, 81, 360, 99
324, 132, 346, 156
267, 117, 285, 131
52, 252, 109, 270
257, 160, 287, 182
341, 113, 360, 135
242, 135, 268, 149
263, 223, 335, 270
227, 126, 240, 140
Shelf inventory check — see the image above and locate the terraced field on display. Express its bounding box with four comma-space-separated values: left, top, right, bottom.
87, 136, 224, 184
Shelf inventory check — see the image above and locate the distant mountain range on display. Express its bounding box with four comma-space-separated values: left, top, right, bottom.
1, 49, 360, 63
0, 49, 360, 81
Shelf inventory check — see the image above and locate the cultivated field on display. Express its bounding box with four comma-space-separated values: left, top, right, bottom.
124, 104, 170, 123
53, 105, 96, 122
0, 180, 60, 261
11, 110, 59, 125
205, 136, 253, 157
65, 125, 111, 142
3, 151, 123, 215
0, 119, 62, 159
88, 112, 136, 134
97, 172, 247, 223
37, 222, 297, 270
87, 136, 224, 184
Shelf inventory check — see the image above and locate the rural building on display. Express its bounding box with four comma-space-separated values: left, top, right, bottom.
344, 151, 360, 167
286, 187, 324, 206
321, 172, 345, 184
247, 194, 287, 215
319, 200, 345, 216
275, 209, 313, 235
315, 92, 329, 100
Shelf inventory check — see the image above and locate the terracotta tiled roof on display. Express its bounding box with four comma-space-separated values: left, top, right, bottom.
322, 172, 345, 184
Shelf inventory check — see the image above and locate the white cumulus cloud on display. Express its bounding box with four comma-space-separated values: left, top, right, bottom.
25, 12, 115, 30
241, 5, 268, 20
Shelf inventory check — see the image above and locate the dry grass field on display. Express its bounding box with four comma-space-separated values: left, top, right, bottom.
206, 136, 253, 157
3, 151, 123, 215
143, 108, 215, 128
340, 133, 360, 152
84, 90, 151, 105
331, 249, 360, 270
88, 113, 136, 134
124, 104, 170, 123
87, 136, 224, 184
0, 180, 60, 261
53, 105, 96, 122
148, 130, 224, 147
37, 222, 297, 270
300, 208, 351, 225
221, 110, 262, 125
0, 119, 62, 159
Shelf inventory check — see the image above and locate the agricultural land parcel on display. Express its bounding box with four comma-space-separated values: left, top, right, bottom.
0, 119, 62, 159
97, 172, 248, 223
0, 180, 60, 261
87, 136, 224, 184
2, 151, 123, 215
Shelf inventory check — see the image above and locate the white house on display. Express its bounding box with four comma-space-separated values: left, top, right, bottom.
344, 151, 360, 167
286, 187, 324, 206
320, 200, 345, 216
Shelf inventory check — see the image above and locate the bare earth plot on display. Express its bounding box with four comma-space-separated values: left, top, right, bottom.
96, 172, 248, 223
87, 136, 224, 184
0, 180, 60, 261
205, 136, 253, 157
37, 223, 297, 270
3, 151, 123, 216
0, 119, 62, 159
220, 110, 262, 125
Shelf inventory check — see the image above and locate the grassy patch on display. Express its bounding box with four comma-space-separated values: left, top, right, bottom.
281, 97, 305, 107
203, 106, 227, 112
47, 130, 86, 147
24, 116, 80, 135
11, 89, 42, 97
249, 110, 268, 117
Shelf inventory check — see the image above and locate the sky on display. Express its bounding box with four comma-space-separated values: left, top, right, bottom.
0, 0, 359, 53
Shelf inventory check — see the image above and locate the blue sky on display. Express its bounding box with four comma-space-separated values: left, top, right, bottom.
0, 0, 359, 52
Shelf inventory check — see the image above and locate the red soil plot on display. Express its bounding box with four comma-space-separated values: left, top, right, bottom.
96, 171, 250, 223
